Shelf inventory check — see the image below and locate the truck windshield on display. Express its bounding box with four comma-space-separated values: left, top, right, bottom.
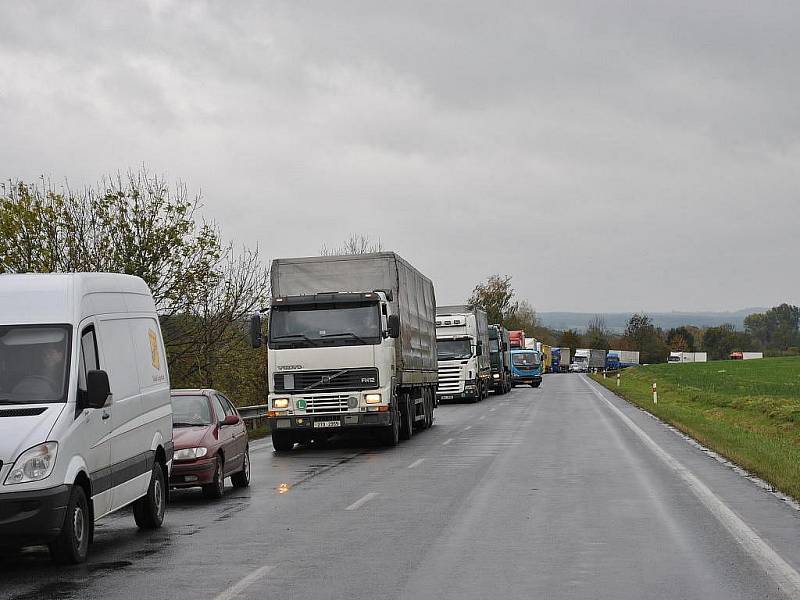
0, 325, 71, 404
573, 356, 588, 363
437, 339, 472, 360
269, 302, 381, 348
512, 352, 540, 367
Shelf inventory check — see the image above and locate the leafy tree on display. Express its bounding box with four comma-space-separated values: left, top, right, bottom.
667, 326, 696, 351
503, 300, 538, 334
622, 313, 669, 363
701, 324, 738, 360
745, 304, 800, 351
468, 274, 520, 326
585, 315, 611, 350
557, 329, 583, 350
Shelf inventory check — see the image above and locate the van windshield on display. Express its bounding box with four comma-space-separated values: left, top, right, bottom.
0, 325, 71, 404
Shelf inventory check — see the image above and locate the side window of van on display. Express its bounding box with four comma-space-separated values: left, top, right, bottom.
77, 327, 99, 393
211, 395, 227, 423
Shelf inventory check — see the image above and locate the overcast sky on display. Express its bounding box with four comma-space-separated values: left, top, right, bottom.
1, 1, 798, 312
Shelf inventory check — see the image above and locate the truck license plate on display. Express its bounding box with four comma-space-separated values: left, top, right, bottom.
314, 420, 341, 428
440, 395, 453, 400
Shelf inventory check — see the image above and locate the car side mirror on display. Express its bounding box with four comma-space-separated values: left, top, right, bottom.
387, 314, 400, 339
222, 415, 240, 426
86, 370, 111, 409
249, 313, 263, 348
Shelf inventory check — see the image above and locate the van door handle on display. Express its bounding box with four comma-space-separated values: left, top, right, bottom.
102, 411, 111, 420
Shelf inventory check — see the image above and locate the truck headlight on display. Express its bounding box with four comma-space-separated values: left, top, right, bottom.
5, 442, 58, 485
273, 398, 290, 409
174, 447, 209, 461
364, 393, 382, 404
492, 373, 500, 379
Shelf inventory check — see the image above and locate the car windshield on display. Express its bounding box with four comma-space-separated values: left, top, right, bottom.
437, 339, 472, 360
0, 325, 71, 404
269, 302, 381, 348
512, 352, 539, 367
172, 395, 213, 426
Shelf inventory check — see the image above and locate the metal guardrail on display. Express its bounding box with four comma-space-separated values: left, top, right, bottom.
238, 404, 270, 421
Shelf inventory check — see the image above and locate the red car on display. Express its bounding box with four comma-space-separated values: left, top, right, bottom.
169, 389, 251, 498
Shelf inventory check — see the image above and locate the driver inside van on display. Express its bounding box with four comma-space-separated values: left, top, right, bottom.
12, 344, 65, 397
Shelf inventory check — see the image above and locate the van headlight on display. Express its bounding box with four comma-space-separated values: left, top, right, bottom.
5, 442, 58, 485
364, 393, 382, 404
174, 447, 208, 461
273, 398, 290, 409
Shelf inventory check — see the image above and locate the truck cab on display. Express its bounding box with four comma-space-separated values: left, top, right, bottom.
435, 306, 491, 403
488, 325, 511, 394
606, 352, 620, 370
510, 349, 542, 387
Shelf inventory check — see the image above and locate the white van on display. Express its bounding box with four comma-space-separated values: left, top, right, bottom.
0, 273, 173, 563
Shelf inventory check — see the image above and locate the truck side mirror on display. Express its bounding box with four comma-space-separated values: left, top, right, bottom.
86, 370, 111, 409
387, 314, 401, 338
250, 313, 263, 348
476, 341, 483, 356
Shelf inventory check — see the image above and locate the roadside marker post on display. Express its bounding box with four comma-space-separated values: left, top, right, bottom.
617, 373, 620, 388
603, 371, 607, 379
652, 382, 658, 404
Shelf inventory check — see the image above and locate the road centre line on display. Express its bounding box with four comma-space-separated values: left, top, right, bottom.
345, 492, 378, 511
407, 458, 425, 469
213, 565, 274, 600
479, 416, 486, 420
489, 408, 496, 412
442, 438, 454, 446
463, 425, 472, 431
581, 375, 800, 598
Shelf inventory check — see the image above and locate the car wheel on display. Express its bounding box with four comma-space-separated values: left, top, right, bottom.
49, 485, 90, 564
231, 448, 250, 488
202, 457, 224, 500
133, 462, 167, 529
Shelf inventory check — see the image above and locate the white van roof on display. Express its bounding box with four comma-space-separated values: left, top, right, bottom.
0, 273, 156, 325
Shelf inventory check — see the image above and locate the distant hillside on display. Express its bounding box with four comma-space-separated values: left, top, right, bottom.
539, 309, 766, 334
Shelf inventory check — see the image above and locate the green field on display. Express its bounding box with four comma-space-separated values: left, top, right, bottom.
591, 357, 800, 499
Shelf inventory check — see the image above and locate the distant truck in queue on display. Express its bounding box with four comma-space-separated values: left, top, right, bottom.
540, 344, 552, 373
552, 347, 570, 372
571, 348, 607, 372
253, 252, 438, 450
436, 305, 491, 402
606, 350, 640, 370
729, 351, 763, 360
509, 330, 525, 349
488, 324, 512, 394
510, 348, 543, 387
668, 352, 708, 363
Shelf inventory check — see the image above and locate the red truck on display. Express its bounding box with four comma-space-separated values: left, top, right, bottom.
508, 330, 525, 349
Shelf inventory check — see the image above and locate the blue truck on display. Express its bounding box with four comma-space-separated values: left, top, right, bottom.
510, 348, 543, 388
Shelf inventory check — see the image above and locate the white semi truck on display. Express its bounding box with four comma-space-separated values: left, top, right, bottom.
251, 252, 438, 450
572, 348, 607, 372
668, 352, 708, 363
435, 305, 491, 402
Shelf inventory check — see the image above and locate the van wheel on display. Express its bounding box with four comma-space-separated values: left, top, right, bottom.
134, 462, 167, 529
272, 431, 294, 452
202, 457, 225, 499
49, 486, 90, 564
231, 449, 250, 488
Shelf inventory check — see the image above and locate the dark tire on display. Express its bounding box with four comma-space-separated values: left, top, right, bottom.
231, 448, 250, 488
532, 382, 541, 388
399, 395, 413, 440
133, 462, 166, 529
49, 486, 90, 564
202, 456, 225, 499
272, 431, 294, 453
425, 389, 434, 429
378, 405, 401, 446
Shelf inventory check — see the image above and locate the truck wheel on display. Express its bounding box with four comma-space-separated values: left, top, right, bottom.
425, 389, 434, 428
133, 462, 166, 529
378, 407, 400, 446
399, 394, 413, 440
49, 485, 90, 564
272, 431, 294, 452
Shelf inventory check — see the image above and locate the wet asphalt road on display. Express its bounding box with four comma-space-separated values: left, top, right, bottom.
3, 374, 800, 600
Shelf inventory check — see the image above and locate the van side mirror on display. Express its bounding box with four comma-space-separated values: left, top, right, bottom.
249, 313, 263, 348
86, 370, 111, 409
387, 314, 400, 339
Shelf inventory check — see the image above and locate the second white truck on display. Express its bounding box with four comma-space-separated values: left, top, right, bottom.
435, 305, 491, 402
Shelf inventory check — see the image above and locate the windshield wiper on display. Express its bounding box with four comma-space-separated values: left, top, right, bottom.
321, 332, 367, 345
271, 334, 320, 347
173, 422, 207, 428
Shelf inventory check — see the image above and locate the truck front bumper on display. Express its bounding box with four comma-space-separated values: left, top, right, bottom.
268, 411, 393, 432
0, 484, 70, 546
512, 375, 542, 385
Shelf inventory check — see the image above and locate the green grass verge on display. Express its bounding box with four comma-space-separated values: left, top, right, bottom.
247, 424, 271, 441
591, 357, 800, 500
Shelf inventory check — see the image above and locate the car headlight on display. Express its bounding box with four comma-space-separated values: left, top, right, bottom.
174, 447, 209, 461
364, 393, 382, 404
273, 398, 290, 409
5, 442, 58, 485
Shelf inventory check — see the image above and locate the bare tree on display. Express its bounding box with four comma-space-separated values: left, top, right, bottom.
320, 233, 383, 256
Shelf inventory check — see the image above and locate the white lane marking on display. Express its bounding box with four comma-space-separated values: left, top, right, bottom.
463, 425, 472, 431
213, 565, 274, 600
442, 438, 454, 446
407, 458, 425, 469
479, 416, 486, 421
345, 492, 378, 511
489, 408, 497, 412
581, 376, 800, 598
